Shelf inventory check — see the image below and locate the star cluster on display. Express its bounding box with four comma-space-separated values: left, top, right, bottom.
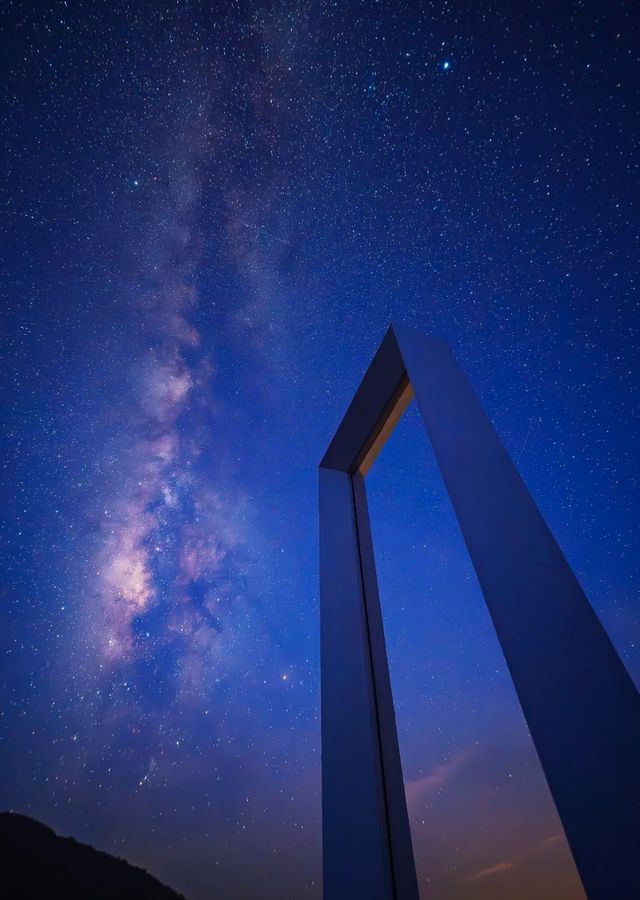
1, 2, 639, 899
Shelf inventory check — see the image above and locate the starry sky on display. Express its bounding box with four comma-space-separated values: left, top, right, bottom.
1, 1, 639, 898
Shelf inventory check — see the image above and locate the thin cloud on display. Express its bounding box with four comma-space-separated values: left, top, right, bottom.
537, 833, 563, 849
463, 833, 565, 885
404, 748, 473, 808
465, 861, 514, 883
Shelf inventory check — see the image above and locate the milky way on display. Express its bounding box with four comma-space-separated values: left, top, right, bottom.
84, 100, 251, 684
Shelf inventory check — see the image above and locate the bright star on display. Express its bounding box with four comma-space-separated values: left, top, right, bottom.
442, 60, 451, 71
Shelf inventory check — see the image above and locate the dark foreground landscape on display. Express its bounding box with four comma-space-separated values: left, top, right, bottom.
0, 813, 186, 900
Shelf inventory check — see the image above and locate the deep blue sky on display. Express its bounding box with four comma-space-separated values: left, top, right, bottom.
1, 1, 639, 898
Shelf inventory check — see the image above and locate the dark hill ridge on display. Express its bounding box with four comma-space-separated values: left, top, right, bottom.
0, 812, 188, 900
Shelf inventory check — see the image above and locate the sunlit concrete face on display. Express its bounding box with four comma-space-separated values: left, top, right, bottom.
319, 325, 640, 900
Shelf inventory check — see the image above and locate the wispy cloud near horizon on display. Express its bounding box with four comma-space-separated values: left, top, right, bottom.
404, 748, 474, 808
463, 833, 565, 885
464, 860, 514, 882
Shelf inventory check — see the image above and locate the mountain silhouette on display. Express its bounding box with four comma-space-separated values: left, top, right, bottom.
0, 812, 187, 899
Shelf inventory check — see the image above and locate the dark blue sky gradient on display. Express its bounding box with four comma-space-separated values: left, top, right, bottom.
1, 2, 639, 898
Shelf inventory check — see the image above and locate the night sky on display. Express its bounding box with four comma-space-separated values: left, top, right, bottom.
1, 1, 639, 898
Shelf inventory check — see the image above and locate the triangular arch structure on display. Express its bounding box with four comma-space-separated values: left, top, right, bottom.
319, 324, 640, 900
